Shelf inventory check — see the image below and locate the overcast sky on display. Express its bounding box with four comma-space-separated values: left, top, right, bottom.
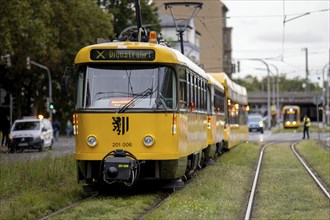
221, 0, 329, 84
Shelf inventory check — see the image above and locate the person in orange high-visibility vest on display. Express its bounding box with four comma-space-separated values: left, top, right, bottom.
302, 114, 311, 139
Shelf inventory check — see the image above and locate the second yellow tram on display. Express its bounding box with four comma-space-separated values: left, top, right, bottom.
282, 105, 300, 128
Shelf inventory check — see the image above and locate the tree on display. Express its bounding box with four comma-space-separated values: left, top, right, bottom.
100, 0, 160, 38
0, 0, 113, 120
233, 74, 321, 93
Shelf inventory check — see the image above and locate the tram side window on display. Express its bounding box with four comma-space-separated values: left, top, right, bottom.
239, 107, 248, 125
159, 68, 176, 109
194, 76, 197, 109
76, 70, 85, 109
189, 72, 194, 107
213, 89, 225, 113
203, 81, 207, 111
178, 68, 187, 109
183, 70, 208, 112
207, 87, 211, 112
228, 104, 239, 124
196, 78, 200, 110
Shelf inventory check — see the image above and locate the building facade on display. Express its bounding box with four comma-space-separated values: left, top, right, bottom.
154, 0, 233, 77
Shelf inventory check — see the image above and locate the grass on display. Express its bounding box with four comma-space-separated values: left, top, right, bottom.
254, 143, 330, 219
296, 140, 330, 188
0, 140, 328, 219
0, 153, 85, 219
51, 194, 161, 220
145, 142, 262, 219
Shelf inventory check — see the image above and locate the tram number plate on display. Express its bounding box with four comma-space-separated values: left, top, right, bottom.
112, 142, 132, 148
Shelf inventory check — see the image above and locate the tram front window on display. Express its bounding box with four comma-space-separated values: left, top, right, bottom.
284, 114, 297, 121
76, 65, 176, 110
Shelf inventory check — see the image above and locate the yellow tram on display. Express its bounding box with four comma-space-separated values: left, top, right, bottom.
67, 29, 249, 191
282, 105, 300, 128
71, 33, 223, 190
208, 73, 249, 149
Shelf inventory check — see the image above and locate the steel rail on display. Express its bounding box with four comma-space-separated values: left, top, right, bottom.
291, 144, 330, 200
244, 142, 274, 220
38, 193, 99, 220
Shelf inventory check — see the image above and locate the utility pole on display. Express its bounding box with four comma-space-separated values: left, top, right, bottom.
268, 64, 279, 126
302, 48, 309, 92
134, 0, 143, 42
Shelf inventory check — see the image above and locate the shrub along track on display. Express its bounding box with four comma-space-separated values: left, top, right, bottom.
244, 141, 330, 220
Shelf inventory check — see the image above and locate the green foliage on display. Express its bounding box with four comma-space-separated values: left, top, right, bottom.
1, 0, 160, 122
233, 74, 322, 93
101, 0, 161, 37
0, 0, 113, 120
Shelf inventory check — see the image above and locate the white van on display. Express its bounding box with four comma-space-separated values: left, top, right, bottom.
9, 117, 54, 152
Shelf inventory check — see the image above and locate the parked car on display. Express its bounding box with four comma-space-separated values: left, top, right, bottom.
248, 114, 264, 134
9, 116, 54, 152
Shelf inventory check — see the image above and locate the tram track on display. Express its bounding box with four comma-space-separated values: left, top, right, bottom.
135, 192, 172, 220
244, 141, 330, 220
38, 193, 99, 220
291, 143, 330, 200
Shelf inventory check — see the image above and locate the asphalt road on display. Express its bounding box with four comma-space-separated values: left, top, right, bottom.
249, 129, 330, 148
0, 136, 75, 165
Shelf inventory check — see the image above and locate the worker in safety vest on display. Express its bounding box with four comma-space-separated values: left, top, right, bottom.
302, 114, 311, 139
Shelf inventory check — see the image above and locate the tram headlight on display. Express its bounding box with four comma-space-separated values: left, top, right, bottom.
293, 121, 296, 125
87, 135, 97, 147
143, 135, 155, 147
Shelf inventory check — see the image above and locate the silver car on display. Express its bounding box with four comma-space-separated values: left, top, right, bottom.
248, 114, 264, 134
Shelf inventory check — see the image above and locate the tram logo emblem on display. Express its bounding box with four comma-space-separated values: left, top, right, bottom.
112, 117, 129, 135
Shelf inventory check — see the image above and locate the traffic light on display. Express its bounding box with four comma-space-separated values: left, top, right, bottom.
49, 102, 54, 110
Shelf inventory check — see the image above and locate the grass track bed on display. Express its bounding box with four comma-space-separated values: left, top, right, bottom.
1, 140, 328, 219
145, 142, 261, 219
254, 142, 330, 219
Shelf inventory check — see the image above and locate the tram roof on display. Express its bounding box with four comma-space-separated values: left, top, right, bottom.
208, 72, 248, 105
74, 41, 208, 80
206, 74, 225, 92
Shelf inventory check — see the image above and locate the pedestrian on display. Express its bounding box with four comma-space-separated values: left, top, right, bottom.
1, 115, 10, 147
302, 114, 311, 139
52, 119, 61, 141
65, 119, 73, 137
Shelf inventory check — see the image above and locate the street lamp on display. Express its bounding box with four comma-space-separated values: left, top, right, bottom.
268, 64, 279, 126
27, 58, 53, 121
239, 59, 271, 130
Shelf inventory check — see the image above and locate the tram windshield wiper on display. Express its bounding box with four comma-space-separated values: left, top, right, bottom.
118, 88, 153, 113
155, 93, 168, 111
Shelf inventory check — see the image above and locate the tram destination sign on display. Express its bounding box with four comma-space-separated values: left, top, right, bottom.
90, 49, 155, 61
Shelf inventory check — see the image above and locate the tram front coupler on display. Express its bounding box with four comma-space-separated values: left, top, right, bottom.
103, 149, 140, 186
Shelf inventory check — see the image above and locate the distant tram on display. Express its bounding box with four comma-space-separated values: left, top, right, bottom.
282, 105, 300, 128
